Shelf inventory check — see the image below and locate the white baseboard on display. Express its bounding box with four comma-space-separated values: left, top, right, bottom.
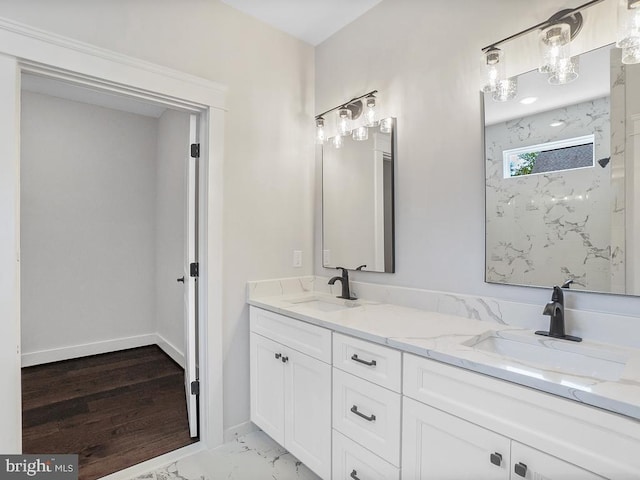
223, 421, 259, 443
21, 334, 157, 367
155, 333, 185, 368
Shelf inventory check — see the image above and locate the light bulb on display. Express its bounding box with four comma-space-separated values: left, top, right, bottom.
482, 48, 505, 93
315, 117, 325, 144
539, 23, 571, 74
336, 108, 352, 136
352, 126, 369, 141
364, 96, 378, 127
332, 135, 344, 149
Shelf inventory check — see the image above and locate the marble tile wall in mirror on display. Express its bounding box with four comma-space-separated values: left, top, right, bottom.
484, 44, 640, 295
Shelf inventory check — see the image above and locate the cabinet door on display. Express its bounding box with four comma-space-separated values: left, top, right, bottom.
285, 348, 332, 480
402, 397, 510, 480
510, 442, 605, 480
250, 333, 285, 445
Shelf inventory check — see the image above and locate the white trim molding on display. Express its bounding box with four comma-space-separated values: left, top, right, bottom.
21, 333, 186, 369
0, 16, 226, 454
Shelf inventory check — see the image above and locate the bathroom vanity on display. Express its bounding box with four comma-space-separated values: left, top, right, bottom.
248, 281, 640, 480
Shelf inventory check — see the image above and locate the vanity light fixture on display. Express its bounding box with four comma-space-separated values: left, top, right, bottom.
352, 125, 369, 141
363, 95, 378, 127
481, 0, 605, 97
622, 44, 640, 63
314, 89, 379, 144
315, 117, 326, 144
482, 47, 506, 94
617, 0, 640, 58
493, 78, 518, 102
379, 117, 393, 134
337, 108, 352, 136
539, 21, 579, 84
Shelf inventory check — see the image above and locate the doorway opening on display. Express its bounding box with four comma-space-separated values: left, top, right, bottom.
19, 72, 201, 478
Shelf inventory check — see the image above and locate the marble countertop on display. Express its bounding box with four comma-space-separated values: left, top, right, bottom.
248, 292, 640, 421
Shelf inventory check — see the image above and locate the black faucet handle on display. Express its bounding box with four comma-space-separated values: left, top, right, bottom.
561, 279, 574, 289
551, 285, 564, 303
355, 264, 367, 271
335, 266, 349, 278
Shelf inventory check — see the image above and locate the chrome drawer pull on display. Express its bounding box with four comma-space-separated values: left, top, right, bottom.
350, 469, 360, 480
351, 354, 377, 366
350, 405, 376, 422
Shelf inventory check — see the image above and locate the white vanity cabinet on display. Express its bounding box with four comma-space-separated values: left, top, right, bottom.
249, 307, 332, 480
402, 353, 639, 479
331, 333, 402, 479
402, 397, 604, 480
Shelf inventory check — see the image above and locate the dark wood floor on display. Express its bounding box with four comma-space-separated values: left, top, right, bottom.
22, 345, 198, 480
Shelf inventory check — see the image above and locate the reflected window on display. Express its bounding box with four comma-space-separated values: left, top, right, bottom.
503, 134, 595, 178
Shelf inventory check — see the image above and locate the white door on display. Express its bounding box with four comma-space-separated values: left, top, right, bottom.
510, 442, 604, 480
402, 397, 510, 480
250, 333, 286, 445
184, 113, 199, 437
284, 349, 332, 479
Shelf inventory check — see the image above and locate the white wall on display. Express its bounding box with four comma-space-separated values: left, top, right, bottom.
0, 0, 315, 433
20, 91, 158, 360
315, 0, 640, 319
155, 109, 189, 364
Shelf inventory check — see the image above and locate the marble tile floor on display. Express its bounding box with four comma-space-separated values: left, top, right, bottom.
128, 431, 321, 480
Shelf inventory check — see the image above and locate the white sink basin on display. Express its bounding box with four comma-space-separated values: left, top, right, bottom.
464, 332, 628, 382
286, 295, 359, 312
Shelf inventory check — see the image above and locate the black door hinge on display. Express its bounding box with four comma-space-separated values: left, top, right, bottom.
190, 143, 200, 158
190, 262, 199, 277
191, 380, 200, 395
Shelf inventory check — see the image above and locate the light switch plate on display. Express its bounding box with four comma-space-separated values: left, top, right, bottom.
293, 250, 302, 268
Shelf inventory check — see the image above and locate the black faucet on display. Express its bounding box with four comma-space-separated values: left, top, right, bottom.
535, 285, 582, 342
328, 267, 356, 300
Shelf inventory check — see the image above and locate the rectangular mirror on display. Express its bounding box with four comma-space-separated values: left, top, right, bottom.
322, 118, 396, 273
484, 44, 640, 295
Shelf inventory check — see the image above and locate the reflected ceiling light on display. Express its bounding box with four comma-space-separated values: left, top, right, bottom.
314, 89, 379, 143
519, 97, 538, 105
315, 117, 326, 144
617, 0, 640, 52
332, 135, 344, 149
550, 121, 565, 127
548, 56, 579, 84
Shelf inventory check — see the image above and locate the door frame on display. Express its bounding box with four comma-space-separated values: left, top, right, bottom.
0, 17, 226, 452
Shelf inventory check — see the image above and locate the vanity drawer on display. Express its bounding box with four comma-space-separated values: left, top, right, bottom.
332, 368, 401, 467
249, 306, 331, 363
333, 332, 402, 392
332, 429, 399, 480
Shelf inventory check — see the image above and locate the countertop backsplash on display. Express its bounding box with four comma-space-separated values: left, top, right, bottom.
247, 276, 640, 350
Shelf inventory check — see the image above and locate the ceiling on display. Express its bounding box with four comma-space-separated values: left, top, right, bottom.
219, 0, 383, 45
